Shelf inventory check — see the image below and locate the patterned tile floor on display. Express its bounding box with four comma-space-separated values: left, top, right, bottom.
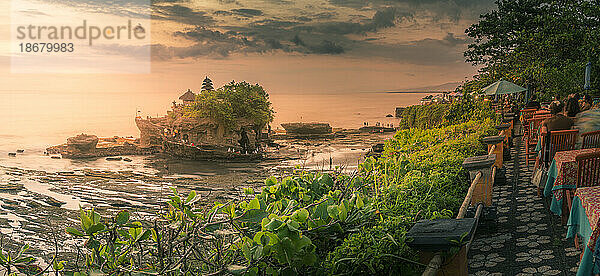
468, 134, 582, 275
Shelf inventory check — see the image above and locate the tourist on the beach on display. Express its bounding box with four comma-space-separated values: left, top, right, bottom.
239, 128, 250, 154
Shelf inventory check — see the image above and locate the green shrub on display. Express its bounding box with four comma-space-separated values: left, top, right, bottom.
324, 117, 496, 275
397, 104, 449, 129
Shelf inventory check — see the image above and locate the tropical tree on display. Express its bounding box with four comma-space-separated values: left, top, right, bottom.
464, 0, 600, 99
185, 81, 274, 131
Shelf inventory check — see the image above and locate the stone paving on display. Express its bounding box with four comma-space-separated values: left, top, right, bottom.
468, 134, 582, 275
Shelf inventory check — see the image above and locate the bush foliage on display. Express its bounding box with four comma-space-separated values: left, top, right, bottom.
397, 95, 497, 130
184, 81, 274, 131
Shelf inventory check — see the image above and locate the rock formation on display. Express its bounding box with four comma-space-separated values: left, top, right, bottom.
281, 122, 333, 138
66, 134, 99, 151
135, 113, 263, 160
47, 134, 157, 159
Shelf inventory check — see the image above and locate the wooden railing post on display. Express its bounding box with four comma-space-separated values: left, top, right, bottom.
483, 135, 505, 169
462, 155, 496, 206
496, 123, 511, 146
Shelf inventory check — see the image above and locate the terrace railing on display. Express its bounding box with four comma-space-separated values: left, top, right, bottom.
420, 129, 505, 276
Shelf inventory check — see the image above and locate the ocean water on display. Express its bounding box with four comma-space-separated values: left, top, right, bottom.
0, 91, 426, 172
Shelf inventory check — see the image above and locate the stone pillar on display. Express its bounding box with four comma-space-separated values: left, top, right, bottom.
462, 154, 496, 206
503, 116, 514, 137
496, 123, 511, 145
482, 135, 505, 168
406, 219, 477, 276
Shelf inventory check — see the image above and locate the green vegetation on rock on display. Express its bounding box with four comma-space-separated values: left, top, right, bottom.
184, 81, 274, 131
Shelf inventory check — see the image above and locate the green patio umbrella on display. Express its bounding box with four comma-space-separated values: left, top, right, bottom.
482, 80, 527, 95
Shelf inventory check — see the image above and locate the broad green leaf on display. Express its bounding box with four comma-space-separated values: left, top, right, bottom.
265, 176, 277, 186
86, 223, 105, 235
261, 217, 270, 228
65, 227, 85, 237
338, 203, 348, 222
292, 209, 309, 223
356, 194, 364, 209
116, 211, 130, 225
327, 205, 339, 219
318, 174, 334, 187
186, 190, 197, 203
249, 198, 260, 210
264, 219, 283, 231
53, 260, 65, 271
14, 256, 34, 264
293, 236, 311, 249
287, 220, 300, 232
79, 209, 92, 231
302, 252, 317, 266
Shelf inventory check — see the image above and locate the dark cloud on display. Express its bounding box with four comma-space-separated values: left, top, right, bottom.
348, 35, 467, 65
153, 4, 215, 25
148, 0, 494, 62
309, 40, 344, 54
231, 8, 264, 17
326, 0, 494, 22
293, 7, 404, 36
441, 33, 470, 46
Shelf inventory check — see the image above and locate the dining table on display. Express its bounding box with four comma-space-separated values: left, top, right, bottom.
544, 148, 600, 216
567, 186, 600, 276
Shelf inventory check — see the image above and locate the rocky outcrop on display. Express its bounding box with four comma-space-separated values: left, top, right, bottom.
281, 123, 332, 138
136, 117, 167, 147
359, 126, 396, 133
66, 134, 98, 151
136, 115, 263, 160
163, 142, 262, 161
47, 134, 159, 159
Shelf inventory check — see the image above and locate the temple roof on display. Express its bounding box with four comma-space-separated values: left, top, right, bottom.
179, 89, 196, 101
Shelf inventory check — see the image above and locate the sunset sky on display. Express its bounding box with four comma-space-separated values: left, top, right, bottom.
0, 0, 496, 95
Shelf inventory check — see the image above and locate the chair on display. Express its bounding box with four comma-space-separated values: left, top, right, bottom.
535, 110, 552, 116
576, 151, 600, 187
524, 117, 548, 168
521, 108, 538, 137
566, 151, 600, 249
582, 130, 600, 149
521, 108, 538, 123
541, 129, 579, 167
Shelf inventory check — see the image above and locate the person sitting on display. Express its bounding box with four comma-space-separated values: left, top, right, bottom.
541, 102, 574, 132
565, 95, 581, 117
551, 96, 560, 106
526, 95, 541, 109
580, 94, 593, 112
